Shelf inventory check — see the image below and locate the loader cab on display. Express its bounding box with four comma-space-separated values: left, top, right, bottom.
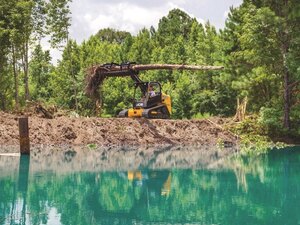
133, 82, 162, 109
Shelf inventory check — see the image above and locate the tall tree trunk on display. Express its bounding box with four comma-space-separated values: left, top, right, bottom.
66, 35, 78, 112
282, 0, 290, 130
73, 71, 78, 112
0, 71, 6, 110
0, 93, 6, 111
12, 45, 19, 110
23, 40, 30, 101
283, 67, 290, 129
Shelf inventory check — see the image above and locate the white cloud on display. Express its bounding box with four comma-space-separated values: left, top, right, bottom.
46, 0, 242, 64
68, 0, 213, 43
70, 1, 181, 40
85, 3, 164, 34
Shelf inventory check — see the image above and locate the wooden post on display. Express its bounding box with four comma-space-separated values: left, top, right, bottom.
19, 117, 30, 155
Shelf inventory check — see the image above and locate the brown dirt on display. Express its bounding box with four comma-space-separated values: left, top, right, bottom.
0, 111, 238, 148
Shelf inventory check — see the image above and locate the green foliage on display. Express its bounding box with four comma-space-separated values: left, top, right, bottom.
102, 77, 133, 116
46, 0, 71, 48
95, 28, 131, 44
259, 106, 300, 139
156, 8, 194, 47
0, 0, 71, 110
172, 72, 193, 119
224, 0, 300, 131
258, 107, 284, 136
228, 115, 287, 155
128, 28, 153, 63
87, 143, 97, 150
192, 112, 211, 119
229, 115, 267, 136
29, 44, 53, 100
239, 134, 274, 155
51, 40, 81, 109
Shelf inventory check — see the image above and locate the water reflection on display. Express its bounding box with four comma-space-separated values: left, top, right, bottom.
0, 147, 300, 225
0, 145, 236, 173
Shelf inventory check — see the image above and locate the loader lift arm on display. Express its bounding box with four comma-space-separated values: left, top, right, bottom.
96, 62, 148, 95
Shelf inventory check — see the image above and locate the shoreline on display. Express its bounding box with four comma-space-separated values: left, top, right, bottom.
0, 111, 238, 148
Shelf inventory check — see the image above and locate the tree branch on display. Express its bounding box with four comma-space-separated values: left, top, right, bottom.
288, 80, 300, 89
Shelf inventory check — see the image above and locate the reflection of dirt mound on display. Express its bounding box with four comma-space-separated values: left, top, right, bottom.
0, 112, 238, 147
0, 146, 238, 176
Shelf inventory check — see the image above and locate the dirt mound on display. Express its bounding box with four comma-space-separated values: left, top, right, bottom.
0, 112, 238, 148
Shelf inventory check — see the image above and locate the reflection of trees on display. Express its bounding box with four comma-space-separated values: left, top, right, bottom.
0, 178, 16, 224
0, 156, 31, 225
98, 172, 134, 212
225, 155, 269, 192
1, 148, 300, 224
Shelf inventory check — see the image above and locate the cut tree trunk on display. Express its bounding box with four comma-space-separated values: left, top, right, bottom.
132, 64, 224, 71
234, 97, 248, 122
95, 99, 102, 116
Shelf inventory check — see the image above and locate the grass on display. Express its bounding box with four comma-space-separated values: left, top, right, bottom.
192, 112, 211, 119
87, 143, 97, 150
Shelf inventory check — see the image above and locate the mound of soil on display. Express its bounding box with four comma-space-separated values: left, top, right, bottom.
0, 112, 238, 148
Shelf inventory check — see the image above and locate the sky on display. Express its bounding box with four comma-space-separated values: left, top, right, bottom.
46, 0, 242, 63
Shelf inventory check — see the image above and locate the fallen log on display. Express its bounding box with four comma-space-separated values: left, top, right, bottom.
132, 64, 224, 71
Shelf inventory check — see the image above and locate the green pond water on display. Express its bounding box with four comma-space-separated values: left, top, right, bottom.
1, 146, 300, 225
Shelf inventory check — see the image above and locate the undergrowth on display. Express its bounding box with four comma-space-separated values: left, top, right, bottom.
226, 115, 287, 155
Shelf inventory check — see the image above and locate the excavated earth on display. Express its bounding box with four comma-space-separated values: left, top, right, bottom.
0, 112, 238, 150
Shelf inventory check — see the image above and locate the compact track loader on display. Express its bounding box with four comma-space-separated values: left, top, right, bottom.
87, 62, 223, 119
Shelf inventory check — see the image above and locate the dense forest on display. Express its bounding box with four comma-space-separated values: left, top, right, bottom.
0, 0, 299, 138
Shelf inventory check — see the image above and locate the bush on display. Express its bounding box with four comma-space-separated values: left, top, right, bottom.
258, 107, 284, 136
